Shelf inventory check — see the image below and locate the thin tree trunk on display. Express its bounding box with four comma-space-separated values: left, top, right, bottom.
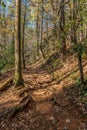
78, 53, 84, 85
40, 0, 45, 59
2, 5, 6, 62
0, 0, 1, 22
73, 0, 84, 85
36, 1, 40, 58
59, 0, 66, 61
22, 0, 27, 69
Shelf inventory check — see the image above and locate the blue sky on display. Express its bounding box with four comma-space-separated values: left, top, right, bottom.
0, 0, 36, 28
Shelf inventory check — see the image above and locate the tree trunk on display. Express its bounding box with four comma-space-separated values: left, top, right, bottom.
14, 0, 24, 86
22, 0, 27, 69
0, 0, 1, 22
59, 0, 66, 61
36, 1, 40, 58
78, 53, 84, 85
40, 0, 45, 59
73, 0, 84, 85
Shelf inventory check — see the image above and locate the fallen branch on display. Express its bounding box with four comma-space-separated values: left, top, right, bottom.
0, 77, 13, 91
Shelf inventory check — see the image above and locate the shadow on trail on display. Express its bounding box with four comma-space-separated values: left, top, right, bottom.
24, 61, 87, 91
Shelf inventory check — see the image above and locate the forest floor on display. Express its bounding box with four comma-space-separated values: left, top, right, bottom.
0, 55, 87, 130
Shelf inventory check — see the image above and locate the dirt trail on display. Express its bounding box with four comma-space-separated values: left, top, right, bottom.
0, 65, 87, 130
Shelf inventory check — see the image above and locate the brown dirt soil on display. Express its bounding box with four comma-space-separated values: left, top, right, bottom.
0, 63, 87, 130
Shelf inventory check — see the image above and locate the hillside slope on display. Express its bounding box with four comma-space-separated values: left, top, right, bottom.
0, 53, 87, 130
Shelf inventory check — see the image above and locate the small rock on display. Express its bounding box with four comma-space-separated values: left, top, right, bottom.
50, 116, 55, 120
76, 112, 78, 115
66, 119, 70, 124
12, 123, 14, 127
50, 116, 56, 124
63, 126, 68, 130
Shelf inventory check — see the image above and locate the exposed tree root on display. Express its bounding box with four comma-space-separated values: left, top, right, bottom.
49, 95, 69, 107
0, 81, 34, 118
18, 87, 30, 97
0, 92, 34, 119
17, 83, 36, 97
0, 77, 13, 91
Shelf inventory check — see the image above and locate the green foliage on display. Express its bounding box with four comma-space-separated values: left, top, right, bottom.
0, 45, 14, 72
1, 2, 6, 8
80, 85, 87, 95
73, 42, 87, 56
76, 77, 87, 95
75, 77, 81, 86
52, 58, 61, 70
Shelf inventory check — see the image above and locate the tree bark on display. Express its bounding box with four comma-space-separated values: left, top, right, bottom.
14, 0, 24, 86
73, 0, 84, 85
59, 0, 66, 61
40, 0, 45, 59
36, 1, 40, 58
22, 0, 27, 69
